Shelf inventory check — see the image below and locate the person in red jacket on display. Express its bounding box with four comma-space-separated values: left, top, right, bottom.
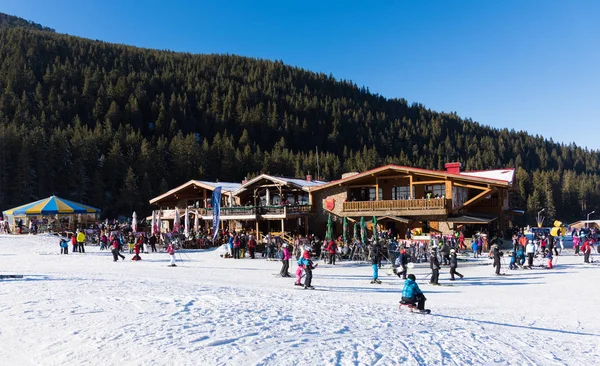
132, 241, 142, 261
111, 236, 125, 262
327, 239, 337, 265
581, 239, 592, 263
247, 235, 256, 259
71, 234, 78, 253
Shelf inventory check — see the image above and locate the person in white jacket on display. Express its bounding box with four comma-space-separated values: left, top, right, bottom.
525, 240, 536, 268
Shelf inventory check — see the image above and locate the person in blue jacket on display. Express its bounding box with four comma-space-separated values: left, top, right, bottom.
401, 274, 428, 312
471, 240, 479, 258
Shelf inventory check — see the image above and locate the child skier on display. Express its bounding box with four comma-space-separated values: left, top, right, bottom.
509, 250, 517, 270
111, 236, 125, 262
370, 241, 382, 284
167, 242, 176, 267
132, 241, 142, 261
394, 249, 409, 280
449, 249, 464, 280
545, 250, 553, 269
59, 236, 69, 255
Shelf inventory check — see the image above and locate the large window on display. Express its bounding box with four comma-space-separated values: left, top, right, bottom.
425, 184, 446, 198
392, 186, 411, 200
349, 187, 383, 201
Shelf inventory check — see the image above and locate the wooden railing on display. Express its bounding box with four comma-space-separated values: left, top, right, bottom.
342, 198, 447, 213
199, 205, 312, 217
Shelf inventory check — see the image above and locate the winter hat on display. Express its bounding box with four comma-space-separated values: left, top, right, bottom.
450, 249, 455, 254
407, 274, 416, 281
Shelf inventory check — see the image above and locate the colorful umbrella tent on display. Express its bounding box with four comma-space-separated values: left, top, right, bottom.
2, 196, 101, 232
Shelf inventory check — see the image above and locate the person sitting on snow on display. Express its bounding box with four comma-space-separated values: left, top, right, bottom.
401, 274, 428, 312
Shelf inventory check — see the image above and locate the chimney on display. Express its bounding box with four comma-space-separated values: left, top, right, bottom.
241, 176, 248, 185
445, 162, 461, 174
306, 174, 313, 182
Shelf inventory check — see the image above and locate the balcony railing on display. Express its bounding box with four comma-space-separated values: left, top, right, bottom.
342, 198, 447, 213
199, 205, 312, 217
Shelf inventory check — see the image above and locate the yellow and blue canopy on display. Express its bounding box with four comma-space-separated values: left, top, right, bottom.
2, 196, 100, 216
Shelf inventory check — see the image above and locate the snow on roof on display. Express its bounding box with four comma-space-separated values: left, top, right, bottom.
277, 177, 328, 188
197, 181, 242, 192
459, 169, 515, 184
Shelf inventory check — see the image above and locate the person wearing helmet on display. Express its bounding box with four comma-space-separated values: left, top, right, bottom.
401, 274, 429, 313
394, 248, 409, 280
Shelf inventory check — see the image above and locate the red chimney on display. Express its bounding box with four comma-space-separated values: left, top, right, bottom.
306, 174, 313, 182
445, 162, 461, 174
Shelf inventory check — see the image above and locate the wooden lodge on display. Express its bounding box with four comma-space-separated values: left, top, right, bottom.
149, 163, 516, 240
309, 163, 515, 237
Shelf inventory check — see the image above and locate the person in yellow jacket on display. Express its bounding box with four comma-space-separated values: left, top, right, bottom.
76, 230, 86, 253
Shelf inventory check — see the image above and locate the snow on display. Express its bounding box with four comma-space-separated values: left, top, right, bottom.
1, 234, 599, 366
460, 169, 515, 184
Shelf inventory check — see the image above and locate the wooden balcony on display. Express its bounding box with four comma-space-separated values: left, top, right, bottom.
199, 205, 312, 220
341, 198, 448, 217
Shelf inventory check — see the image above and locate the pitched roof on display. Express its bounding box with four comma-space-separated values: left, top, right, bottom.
149, 180, 241, 205
234, 174, 328, 195
459, 169, 515, 184
309, 164, 514, 192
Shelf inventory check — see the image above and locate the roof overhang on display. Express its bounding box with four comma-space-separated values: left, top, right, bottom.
447, 215, 497, 224
149, 180, 238, 205
375, 215, 412, 224
310, 164, 513, 192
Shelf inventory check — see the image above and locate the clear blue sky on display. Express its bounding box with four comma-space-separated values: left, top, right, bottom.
3, 0, 599, 150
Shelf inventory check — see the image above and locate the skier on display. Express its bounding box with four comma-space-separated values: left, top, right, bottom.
280, 243, 291, 277
167, 242, 177, 267
132, 241, 142, 261
395, 248, 409, 280
370, 241, 382, 284
59, 236, 69, 255
233, 234, 241, 259
441, 240, 450, 265
573, 234, 580, 255
111, 236, 125, 262
449, 249, 464, 280
99, 233, 108, 250
525, 240, 535, 268
471, 240, 479, 258
509, 250, 517, 270
545, 250, 553, 269
581, 238, 592, 263
128, 234, 135, 254
490, 243, 503, 275
516, 247, 526, 267
429, 247, 441, 285
401, 274, 429, 313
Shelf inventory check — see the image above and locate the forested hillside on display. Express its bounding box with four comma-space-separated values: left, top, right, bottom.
0, 13, 598, 222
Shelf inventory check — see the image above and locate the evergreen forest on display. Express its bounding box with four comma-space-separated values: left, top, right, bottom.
0, 13, 599, 223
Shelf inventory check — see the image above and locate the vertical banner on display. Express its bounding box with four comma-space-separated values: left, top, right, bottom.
212, 186, 222, 241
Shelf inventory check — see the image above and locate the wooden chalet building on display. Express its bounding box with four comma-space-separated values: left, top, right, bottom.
309, 163, 515, 237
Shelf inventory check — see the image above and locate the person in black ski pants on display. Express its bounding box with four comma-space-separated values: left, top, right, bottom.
395, 248, 409, 279
149, 234, 158, 253
490, 244, 503, 275
449, 249, 464, 280
429, 248, 440, 285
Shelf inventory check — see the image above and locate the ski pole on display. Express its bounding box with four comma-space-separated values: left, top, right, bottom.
420, 272, 431, 281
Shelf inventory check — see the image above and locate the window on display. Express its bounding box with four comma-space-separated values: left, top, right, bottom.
425, 184, 446, 198
392, 186, 411, 200
348, 187, 382, 201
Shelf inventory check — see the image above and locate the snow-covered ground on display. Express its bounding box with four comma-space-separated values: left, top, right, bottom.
1, 234, 599, 366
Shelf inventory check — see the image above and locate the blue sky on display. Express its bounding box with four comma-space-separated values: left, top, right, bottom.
3, 0, 599, 149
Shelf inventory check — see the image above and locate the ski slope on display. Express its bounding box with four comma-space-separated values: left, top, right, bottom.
0, 234, 599, 365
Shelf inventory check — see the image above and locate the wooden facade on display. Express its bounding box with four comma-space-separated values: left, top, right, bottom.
149, 164, 516, 239
309, 163, 515, 237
